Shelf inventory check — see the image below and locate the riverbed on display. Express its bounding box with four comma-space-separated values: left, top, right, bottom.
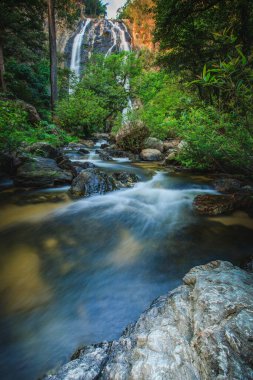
0, 145, 252, 380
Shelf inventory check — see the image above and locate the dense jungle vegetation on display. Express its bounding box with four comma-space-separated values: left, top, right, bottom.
1, 0, 253, 175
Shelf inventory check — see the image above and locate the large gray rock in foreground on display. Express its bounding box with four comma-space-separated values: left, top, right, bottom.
45, 261, 253, 380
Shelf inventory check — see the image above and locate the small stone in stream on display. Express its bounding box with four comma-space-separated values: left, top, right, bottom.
78, 140, 95, 148
112, 172, 139, 188
79, 148, 90, 154
101, 143, 109, 149
213, 178, 243, 193
69, 169, 116, 198
140, 148, 163, 161
97, 150, 112, 161
72, 162, 97, 175
64, 143, 93, 152
25, 142, 59, 159
193, 193, 253, 216
104, 148, 132, 159
14, 157, 73, 188
193, 194, 236, 215
72, 161, 96, 170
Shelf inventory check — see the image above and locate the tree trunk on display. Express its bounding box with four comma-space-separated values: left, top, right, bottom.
48, 0, 58, 111
0, 36, 6, 92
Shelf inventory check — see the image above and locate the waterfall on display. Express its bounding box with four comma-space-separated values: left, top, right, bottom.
117, 22, 131, 52
68, 18, 132, 76
70, 18, 91, 79
68, 18, 133, 115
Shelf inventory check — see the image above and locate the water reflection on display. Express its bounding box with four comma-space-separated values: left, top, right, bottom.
0, 245, 52, 314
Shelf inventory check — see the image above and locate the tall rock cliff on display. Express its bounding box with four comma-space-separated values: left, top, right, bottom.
119, 0, 156, 51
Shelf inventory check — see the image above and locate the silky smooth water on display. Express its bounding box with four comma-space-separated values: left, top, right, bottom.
0, 154, 252, 380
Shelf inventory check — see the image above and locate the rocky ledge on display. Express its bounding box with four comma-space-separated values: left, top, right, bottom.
45, 261, 253, 380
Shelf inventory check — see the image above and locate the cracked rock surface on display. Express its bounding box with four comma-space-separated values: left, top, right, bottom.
45, 261, 253, 380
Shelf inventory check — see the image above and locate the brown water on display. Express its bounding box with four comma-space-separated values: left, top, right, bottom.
0, 152, 252, 380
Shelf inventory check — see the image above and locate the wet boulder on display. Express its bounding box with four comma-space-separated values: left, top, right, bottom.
112, 172, 139, 188
101, 143, 110, 149
69, 169, 116, 198
213, 178, 252, 193
193, 193, 253, 216
72, 161, 97, 175
193, 194, 236, 216
55, 155, 92, 177
14, 157, 73, 188
63, 142, 92, 153
25, 142, 60, 159
78, 140, 95, 148
144, 137, 163, 152
97, 150, 112, 161
140, 149, 163, 161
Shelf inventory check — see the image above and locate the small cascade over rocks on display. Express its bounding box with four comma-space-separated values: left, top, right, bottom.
66, 18, 132, 78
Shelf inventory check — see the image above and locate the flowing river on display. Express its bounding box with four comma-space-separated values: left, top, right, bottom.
0, 143, 253, 380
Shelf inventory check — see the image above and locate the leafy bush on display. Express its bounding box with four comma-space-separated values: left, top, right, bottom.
0, 100, 75, 153
5, 58, 50, 113
131, 70, 194, 139
56, 89, 107, 136
174, 106, 253, 174
115, 116, 150, 153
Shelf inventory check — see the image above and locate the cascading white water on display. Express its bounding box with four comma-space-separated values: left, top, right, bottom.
105, 20, 118, 57
70, 18, 91, 79
117, 22, 131, 52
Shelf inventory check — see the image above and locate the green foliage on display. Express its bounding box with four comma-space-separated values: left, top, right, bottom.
57, 53, 141, 136
0, 100, 75, 153
155, 0, 253, 78
190, 46, 253, 118
57, 89, 107, 136
173, 107, 253, 174
131, 70, 194, 139
5, 58, 50, 112
1, 0, 50, 110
